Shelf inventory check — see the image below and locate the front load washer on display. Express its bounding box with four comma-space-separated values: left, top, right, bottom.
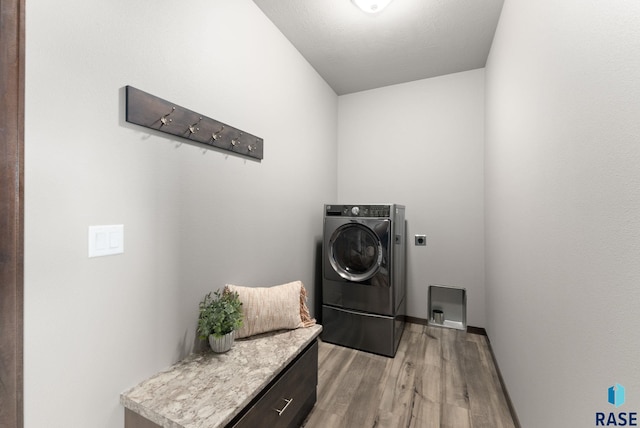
322, 204, 406, 357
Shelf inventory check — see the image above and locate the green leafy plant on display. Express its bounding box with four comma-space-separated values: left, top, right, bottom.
197, 289, 243, 339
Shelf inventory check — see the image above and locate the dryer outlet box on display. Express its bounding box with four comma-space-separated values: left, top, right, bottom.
415, 235, 426, 246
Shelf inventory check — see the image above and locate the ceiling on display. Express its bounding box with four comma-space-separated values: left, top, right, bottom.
253, 0, 505, 95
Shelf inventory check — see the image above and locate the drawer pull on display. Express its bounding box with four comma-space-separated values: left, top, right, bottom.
274, 398, 293, 416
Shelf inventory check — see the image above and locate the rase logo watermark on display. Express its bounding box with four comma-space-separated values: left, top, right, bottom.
610, 384, 627, 408
596, 383, 637, 426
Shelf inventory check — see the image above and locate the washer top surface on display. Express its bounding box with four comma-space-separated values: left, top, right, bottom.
325, 204, 403, 218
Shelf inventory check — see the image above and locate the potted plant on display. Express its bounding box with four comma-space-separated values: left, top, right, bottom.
197, 289, 243, 353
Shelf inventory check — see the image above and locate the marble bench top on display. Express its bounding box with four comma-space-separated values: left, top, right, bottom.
121, 324, 322, 428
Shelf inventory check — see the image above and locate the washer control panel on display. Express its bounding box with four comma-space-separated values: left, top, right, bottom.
325, 204, 391, 217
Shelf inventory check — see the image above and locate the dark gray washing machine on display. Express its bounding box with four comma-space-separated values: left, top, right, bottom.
322, 204, 406, 357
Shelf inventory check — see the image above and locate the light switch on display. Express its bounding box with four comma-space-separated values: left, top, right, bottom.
89, 225, 124, 257
95, 230, 107, 250
109, 231, 120, 249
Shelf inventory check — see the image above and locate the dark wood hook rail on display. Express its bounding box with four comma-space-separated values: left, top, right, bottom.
125, 86, 264, 160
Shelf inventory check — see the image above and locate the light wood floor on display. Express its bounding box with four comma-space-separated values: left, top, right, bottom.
302, 323, 516, 428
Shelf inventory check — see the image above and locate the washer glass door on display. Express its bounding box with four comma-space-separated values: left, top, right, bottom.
329, 223, 383, 282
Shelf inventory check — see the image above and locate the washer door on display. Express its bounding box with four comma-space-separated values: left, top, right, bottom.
328, 223, 383, 282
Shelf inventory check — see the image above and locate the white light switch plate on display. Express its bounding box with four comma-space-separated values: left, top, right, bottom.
89, 225, 124, 257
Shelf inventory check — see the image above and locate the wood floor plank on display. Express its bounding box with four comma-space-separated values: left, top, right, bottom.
463, 339, 500, 427
375, 333, 418, 428
313, 348, 358, 420
319, 350, 367, 417
420, 362, 442, 404
409, 399, 441, 428
441, 331, 470, 410
343, 354, 388, 428
300, 406, 342, 428
441, 403, 471, 428
464, 335, 515, 428
379, 327, 436, 428
302, 324, 516, 428
424, 328, 443, 370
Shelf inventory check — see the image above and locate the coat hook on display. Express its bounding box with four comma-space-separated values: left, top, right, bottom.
248, 139, 260, 152
160, 107, 176, 127
212, 125, 224, 141
231, 132, 243, 149
188, 117, 202, 135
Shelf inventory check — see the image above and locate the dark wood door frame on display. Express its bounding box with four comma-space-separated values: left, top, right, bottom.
0, 0, 25, 427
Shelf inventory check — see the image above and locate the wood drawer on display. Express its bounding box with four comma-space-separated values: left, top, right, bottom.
230, 341, 318, 428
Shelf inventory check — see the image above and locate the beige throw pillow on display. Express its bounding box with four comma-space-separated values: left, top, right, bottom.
225, 280, 315, 339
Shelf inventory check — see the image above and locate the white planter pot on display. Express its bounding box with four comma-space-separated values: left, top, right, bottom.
208, 331, 235, 353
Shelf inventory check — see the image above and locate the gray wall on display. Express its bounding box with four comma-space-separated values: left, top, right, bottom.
485, 0, 640, 425
24, 0, 337, 426
337, 69, 486, 326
